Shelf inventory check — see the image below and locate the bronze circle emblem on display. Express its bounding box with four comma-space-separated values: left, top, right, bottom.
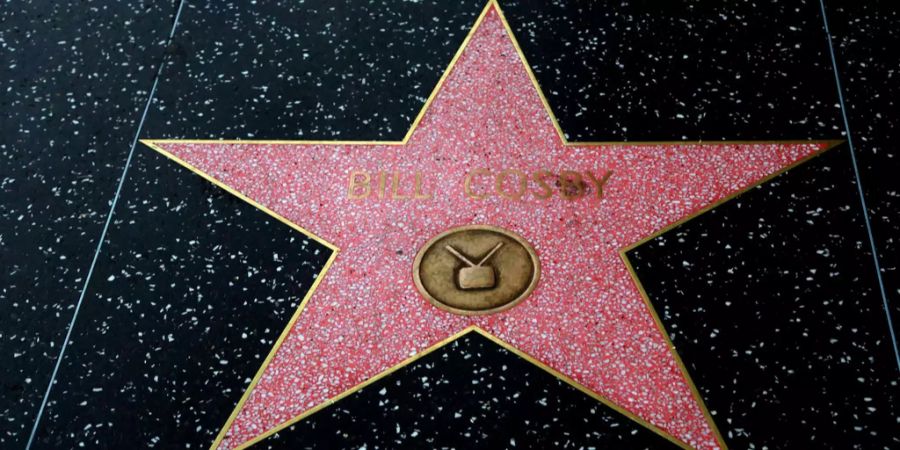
413, 225, 540, 315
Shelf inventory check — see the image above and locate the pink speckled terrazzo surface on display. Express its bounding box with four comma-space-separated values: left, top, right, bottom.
153, 7, 826, 449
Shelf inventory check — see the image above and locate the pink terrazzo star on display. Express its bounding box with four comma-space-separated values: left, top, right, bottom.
145, 4, 831, 450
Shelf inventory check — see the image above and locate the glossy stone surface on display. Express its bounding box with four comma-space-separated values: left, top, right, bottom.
3, 0, 897, 448
143, 0, 486, 140
0, 2, 177, 446
247, 331, 682, 450
498, 0, 844, 141
27, 147, 331, 448
627, 144, 900, 448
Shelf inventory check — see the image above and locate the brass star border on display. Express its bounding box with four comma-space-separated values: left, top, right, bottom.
140, 1, 843, 449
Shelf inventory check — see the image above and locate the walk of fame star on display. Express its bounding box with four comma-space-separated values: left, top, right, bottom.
142, 2, 838, 449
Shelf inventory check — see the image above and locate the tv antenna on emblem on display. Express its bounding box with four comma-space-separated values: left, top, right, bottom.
445, 242, 503, 290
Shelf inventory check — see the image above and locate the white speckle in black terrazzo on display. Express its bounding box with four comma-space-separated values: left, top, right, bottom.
26, 147, 331, 448
0, 2, 177, 447
247, 331, 681, 450
142, 0, 486, 140
628, 144, 900, 449
498, 0, 843, 141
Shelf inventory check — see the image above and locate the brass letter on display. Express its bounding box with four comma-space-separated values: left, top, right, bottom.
496, 169, 527, 201
464, 168, 491, 200
391, 171, 409, 200
532, 170, 553, 199
377, 171, 387, 199
347, 170, 371, 199
414, 172, 432, 200
584, 170, 614, 199
559, 170, 585, 200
